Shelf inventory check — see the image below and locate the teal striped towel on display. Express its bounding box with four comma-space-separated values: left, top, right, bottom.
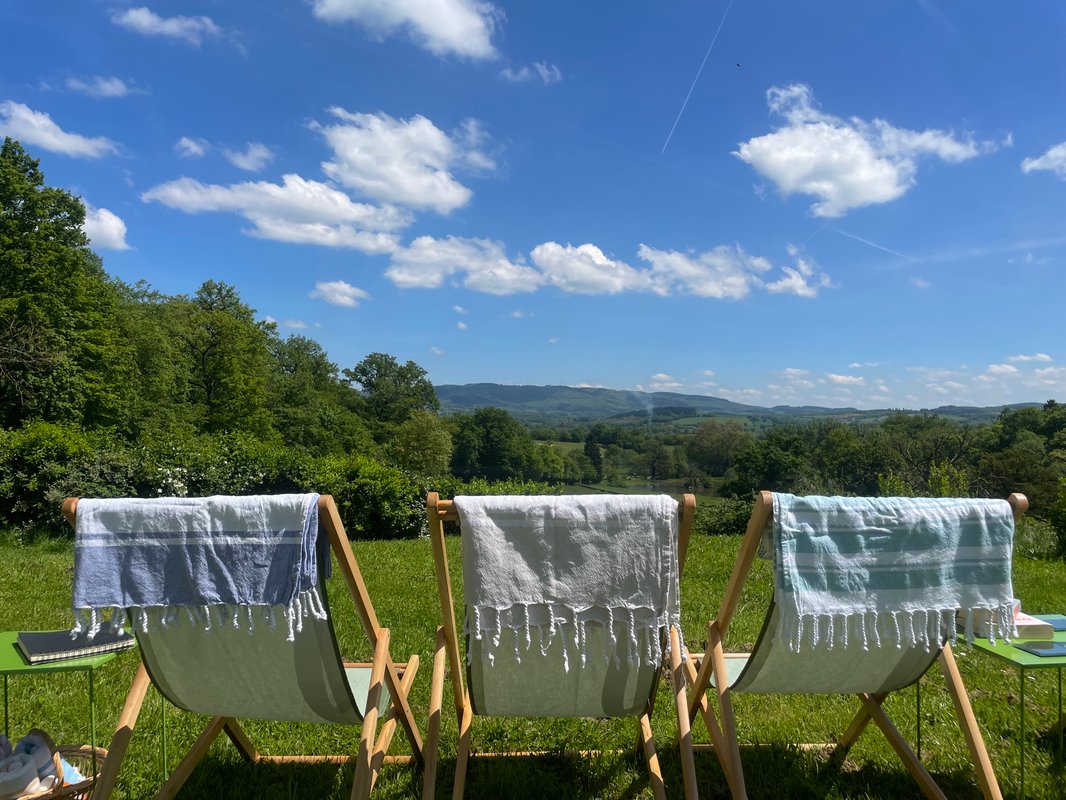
772, 494, 1016, 652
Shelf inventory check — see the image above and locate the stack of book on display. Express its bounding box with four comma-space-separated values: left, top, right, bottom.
957, 607, 1065, 640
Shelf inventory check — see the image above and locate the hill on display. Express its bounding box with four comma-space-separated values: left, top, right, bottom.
435, 383, 1038, 426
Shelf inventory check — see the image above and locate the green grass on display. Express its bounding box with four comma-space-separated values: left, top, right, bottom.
1, 535, 1064, 798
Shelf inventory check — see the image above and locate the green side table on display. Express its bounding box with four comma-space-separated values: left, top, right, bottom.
970, 624, 1066, 799
0, 631, 131, 777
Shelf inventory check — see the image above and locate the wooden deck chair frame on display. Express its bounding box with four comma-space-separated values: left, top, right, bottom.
684, 490, 1028, 800
423, 492, 698, 800
61, 495, 424, 800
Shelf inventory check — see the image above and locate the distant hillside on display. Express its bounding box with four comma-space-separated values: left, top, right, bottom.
435, 383, 1038, 426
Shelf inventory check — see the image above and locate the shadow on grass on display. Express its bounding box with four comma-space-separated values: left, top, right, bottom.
175, 754, 422, 799
690, 745, 986, 800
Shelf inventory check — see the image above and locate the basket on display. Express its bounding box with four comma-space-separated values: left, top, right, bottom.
8, 729, 107, 800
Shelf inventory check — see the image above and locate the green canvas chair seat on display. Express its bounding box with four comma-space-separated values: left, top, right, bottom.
711, 602, 939, 696
138, 604, 392, 725
467, 622, 658, 718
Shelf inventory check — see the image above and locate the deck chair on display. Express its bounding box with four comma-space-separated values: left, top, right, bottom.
61, 494, 423, 800
424, 493, 698, 799
685, 491, 1028, 800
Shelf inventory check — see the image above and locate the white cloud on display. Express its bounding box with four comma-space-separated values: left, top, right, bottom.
223, 142, 274, 172
82, 205, 130, 250
142, 174, 405, 253
313, 109, 492, 213
637, 243, 771, 299
651, 373, 674, 381
702, 370, 716, 377
111, 7, 222, 46
986, 363, 1019, 376
911, 277, 931, 288
501, 62, 562, 84
651, 381, 683, 391
1008, 353, 1052, 363
453, 305, 468, 314
827, 373, 865, 386
548, 337, 558, 344
386, 235, 541, 294
308, 0, 498, 59
174, 136, 210, 158
65, 76, 139, 98
1021, 142, 1066, 178
282, 318, 308, 329
0, 101, 119, 158
763, 249, 832, 297
531, 242, 654, 294
456, 321, 468, 330
309, 280, 368, 308
511, 310, 531, 318
735, 84, 999, 217
431, 346, 445, 356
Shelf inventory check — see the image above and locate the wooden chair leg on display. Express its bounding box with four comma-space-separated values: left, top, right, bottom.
639, 712, 667, 800
222, 719, 258, 761
422, 628, 447, 800
939, 644, 1003, 800
683, 653, 736, 796
368, 656, 420, 793
353, 629, 390, 800
155, 716, 228, 800
94, 661, 150, 800
708, 623, 746, 800
451, 704, 472, 800
860, 694, 947, 800
826, 692, 886, 769
670, 627, 698, 800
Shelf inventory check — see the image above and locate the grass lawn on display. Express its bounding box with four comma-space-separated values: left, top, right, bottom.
1, 534, 1064, 798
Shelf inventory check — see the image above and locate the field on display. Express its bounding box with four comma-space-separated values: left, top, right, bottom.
1, 534, 1063, 798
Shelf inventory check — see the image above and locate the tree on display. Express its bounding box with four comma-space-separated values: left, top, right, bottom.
0, 138, 132, 429
343, 352, 438, 427
166, 281, 274, 436
267, 335, 373, 456
450, 407, 537, 481
685, 419, 752, 477
385, 410, 453, 476
583, 434, 604, 482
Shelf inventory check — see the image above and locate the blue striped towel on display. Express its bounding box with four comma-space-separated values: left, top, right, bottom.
772, 494, 1016, 652
73, 494, 328, 641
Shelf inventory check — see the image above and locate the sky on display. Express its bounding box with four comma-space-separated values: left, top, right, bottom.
3, 1, 1065, 410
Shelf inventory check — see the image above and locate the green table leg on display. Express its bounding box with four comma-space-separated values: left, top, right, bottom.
1021, 667, 1026, 800
161, 690, 167, 778
916, 679, 922, 760
88, 667, 97, 777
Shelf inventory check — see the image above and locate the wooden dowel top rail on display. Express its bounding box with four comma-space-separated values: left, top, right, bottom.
433, 500, 459, 521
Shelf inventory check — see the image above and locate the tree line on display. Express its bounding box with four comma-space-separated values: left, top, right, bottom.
2, 137, 1063, 545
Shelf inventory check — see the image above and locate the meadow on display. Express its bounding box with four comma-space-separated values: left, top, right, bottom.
1, 531, 1063, 799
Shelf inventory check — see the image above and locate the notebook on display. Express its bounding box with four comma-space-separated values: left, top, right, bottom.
1013, 641, 1066, 658
17, 629, 135, 665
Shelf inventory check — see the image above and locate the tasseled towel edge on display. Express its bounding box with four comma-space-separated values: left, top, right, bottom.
782, 604, 1017, 653
466, 603, 683, 674
72, 586, 329, 643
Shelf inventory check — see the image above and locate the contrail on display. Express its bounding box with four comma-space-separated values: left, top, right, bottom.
832, 228, 917, 262
660, 0, 735, 155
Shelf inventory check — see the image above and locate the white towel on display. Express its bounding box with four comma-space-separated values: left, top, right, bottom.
455, 494, 682, 671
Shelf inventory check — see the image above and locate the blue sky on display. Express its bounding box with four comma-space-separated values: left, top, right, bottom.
3, 1, 1064, 409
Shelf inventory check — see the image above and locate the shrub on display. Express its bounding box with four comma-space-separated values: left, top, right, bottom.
428, 475, 558, 499
0, 422, 138, 534
309, 454, 425, 539
693, 496, 751, 536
